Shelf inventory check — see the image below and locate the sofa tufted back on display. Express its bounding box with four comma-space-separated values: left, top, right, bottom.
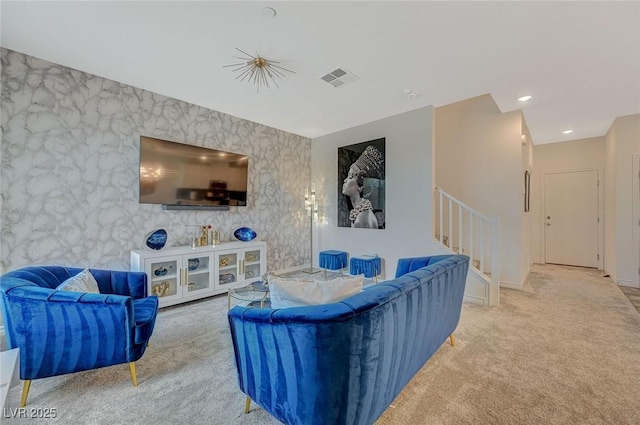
228, 254, 470, 425
2, 266, 147, 298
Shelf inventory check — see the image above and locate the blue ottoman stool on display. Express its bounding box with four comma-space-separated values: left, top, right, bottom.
319, 250, 348, 277
350, 255, 382, 283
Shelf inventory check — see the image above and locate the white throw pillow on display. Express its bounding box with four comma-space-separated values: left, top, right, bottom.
56, 269, 100, 294
269, 275, 364, 308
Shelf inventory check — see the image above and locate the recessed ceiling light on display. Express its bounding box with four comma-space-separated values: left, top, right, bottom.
562, 129, 574, 134
263, 7, 276, 17
518, 95, 532, 102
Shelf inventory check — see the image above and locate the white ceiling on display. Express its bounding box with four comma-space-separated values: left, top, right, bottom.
2, 1, 639, 145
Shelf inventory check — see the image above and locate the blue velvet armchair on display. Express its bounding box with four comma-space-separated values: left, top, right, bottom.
0, 266, 159, 406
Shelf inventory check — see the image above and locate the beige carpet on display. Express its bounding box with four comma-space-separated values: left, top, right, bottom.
2, 264, 639, 424
620, 285, 640, 314
377, 264, 640, 425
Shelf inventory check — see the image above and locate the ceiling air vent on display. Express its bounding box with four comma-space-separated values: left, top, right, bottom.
320, 67, 359, 88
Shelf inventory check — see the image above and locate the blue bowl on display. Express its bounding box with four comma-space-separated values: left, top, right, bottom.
233, 227, 257, 242
220, 273, 236, 284
153, 267, 168, 276
188, 258, 200, 271
146, 229, 168, 250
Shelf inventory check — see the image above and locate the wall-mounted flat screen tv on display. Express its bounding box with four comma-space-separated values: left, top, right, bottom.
139, 136, 248, 209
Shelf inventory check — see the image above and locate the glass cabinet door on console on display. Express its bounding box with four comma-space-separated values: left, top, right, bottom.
215, 251, 239, 291
139, 252, 216, 307
184, 252, 215, 296
146, 255, 182, 306
215, 246, 266, 290
241, 248, 264, 284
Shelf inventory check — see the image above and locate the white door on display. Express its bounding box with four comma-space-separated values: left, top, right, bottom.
544, 170, 598, 268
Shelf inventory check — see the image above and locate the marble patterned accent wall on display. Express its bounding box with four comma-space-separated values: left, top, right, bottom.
1, 48, 311, 274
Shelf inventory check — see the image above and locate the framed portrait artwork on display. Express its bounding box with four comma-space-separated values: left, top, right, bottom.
337, 138, 386, 229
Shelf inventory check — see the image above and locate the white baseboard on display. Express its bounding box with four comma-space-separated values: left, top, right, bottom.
464, 295, 486, 305
617, 279, 639, 288
500, 281, 523, 290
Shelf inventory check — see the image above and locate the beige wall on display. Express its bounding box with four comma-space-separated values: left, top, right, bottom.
538, 114, 640, 288
605, 114, 640, 287
521, 119, 533, 282
311, 106, 443, 280
531, 137, 605, 266
604, 126, 618, 280
311, 105, 494, 305
435, 94, 527, 287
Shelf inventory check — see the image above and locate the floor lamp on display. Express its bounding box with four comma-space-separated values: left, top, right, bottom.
303, 183, 321, 274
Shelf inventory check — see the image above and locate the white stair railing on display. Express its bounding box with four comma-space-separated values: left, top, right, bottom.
434, 187, 500, 303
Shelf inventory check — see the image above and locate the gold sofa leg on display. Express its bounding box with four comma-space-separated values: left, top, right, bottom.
129, 362, 138, 387
20, 380, 31, 407
244, 396, 251, 414
449, 334, 455, 347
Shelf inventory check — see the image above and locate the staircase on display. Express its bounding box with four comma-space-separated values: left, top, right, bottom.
434, 187, 500, 305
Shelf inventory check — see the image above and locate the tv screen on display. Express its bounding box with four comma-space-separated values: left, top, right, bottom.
139, 136, 248, 208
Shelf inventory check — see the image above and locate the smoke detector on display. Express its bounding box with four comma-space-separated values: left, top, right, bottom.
320, 67, 359, 88
404, 89, 418, 98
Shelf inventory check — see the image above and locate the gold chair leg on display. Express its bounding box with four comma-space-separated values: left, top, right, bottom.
244, 396, 251, 414
20, 380, 31, 407
129, 362, 138, 387
449, 334, 455, 346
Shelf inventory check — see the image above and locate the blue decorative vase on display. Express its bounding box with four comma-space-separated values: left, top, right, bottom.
146, 229, 167, 250
233, 227, 257, 242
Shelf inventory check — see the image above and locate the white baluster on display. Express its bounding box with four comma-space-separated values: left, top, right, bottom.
469, 213, 474, 265
448, 198, 453, 248
491, 216, 500, 305
479, 218, 485, 273
458, 204, 463, 255
439, 191, 444, 245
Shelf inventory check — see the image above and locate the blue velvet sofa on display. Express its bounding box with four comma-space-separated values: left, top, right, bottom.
228, 254, 469, 425
0, 266, 159, 406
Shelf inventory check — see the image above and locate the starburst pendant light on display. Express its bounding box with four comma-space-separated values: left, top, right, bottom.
223, 48, 295, 92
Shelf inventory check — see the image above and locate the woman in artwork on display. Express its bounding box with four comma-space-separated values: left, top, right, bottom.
342, 145, 384, 228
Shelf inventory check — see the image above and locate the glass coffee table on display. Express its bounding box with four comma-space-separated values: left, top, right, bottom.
228, 281, 270, 310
